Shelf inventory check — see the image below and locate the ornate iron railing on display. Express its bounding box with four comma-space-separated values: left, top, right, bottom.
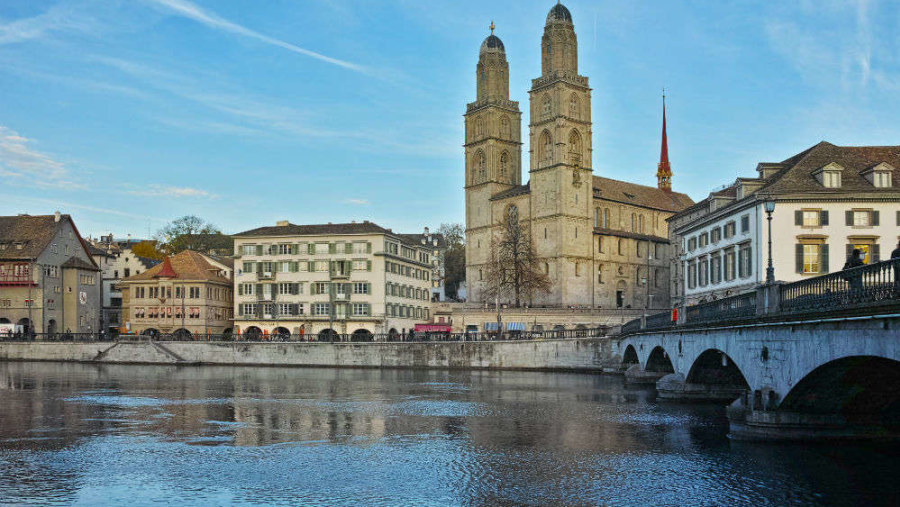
685, 291, 757, 324
780, 258, 900, 313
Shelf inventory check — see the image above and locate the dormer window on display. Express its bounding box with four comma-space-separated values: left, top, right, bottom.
814, 162, 843, 188
862, 162, 894, 188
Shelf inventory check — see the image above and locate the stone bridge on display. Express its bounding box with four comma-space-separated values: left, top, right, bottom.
614, 259, 900, 441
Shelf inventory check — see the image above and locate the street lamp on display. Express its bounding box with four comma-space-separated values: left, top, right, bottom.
763, 196, 776, 285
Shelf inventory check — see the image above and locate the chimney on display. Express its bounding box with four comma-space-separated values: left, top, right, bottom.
54, 211, 61, 222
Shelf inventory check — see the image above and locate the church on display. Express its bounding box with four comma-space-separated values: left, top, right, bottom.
464, 3, 694, 309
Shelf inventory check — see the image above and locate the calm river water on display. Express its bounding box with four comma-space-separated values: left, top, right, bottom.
0, 362, 897, 506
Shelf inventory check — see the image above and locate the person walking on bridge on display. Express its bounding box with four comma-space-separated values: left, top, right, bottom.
891, 241, 900, 294
842, 249, 866, 296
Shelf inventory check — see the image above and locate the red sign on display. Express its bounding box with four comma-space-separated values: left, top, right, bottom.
415, 324, 452, 333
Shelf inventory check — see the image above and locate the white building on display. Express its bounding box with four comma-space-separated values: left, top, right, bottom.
87, 236, 159, 334
670, 141, 899, 305
232, 221, 434, 340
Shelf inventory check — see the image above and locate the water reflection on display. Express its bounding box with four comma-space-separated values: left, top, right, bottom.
0, 362, 897, 506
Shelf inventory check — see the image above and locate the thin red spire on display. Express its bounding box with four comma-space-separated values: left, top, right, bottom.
656, 91, 672, 191
154, 255, 178, 278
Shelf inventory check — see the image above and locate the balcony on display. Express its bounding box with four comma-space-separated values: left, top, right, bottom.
256, 292, 274, 302
333, 292, 350, 301
258, 271, 275, 280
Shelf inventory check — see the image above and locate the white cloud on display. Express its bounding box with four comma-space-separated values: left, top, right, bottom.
342, 198, 370, 205
0, 126, 83, 188
143, 0, 365, 72
0, 3, 98, 45
127, 184, 215, 198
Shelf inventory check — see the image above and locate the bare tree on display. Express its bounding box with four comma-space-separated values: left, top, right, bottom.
482, 205, 551, 307
436, 223, 465, 300
156, 215, 221, 253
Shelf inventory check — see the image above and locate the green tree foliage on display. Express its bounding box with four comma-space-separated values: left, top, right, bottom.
156, 216, 221, 253
130, 240, 164, 261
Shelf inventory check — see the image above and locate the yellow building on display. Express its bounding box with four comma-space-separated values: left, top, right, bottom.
119, 250, 234, 338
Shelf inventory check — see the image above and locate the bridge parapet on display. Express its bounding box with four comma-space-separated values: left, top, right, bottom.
621, 258, 900, 335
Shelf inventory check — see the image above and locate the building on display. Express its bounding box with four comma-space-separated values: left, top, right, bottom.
669, 141, 900, 305
232, 221, 434, 340
464, 4, 693, 308
118, 250, 234, 338
87, 236, 160, 335
0, 213, 101, 335
170, 233, 234, 257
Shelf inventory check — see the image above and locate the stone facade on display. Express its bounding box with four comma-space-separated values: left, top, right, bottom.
0, 213, 101, 335
119, 250, 234, 337
465, 4, 693, 310
232, 221, 434, 340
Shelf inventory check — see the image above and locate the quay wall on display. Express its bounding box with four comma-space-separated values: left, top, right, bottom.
0, 338, 613, 372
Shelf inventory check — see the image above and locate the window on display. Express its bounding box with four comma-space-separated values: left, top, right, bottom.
313, 282, 329, 295
353, 282, 370, 295
699, 257, 709, 286
313, 303, 331, 316
597, 236, 603, 253
240, 283, 254, 295
602, 209, 609, 228
687, 237, 697, 252
699, 233, 709, 248
738, 244, 752, 278
741, 215, 750, 233
724, 222, 736, 239
687, 261, 697, 289
798, 244, 825, 274
617, 239, 624, 256
278, 283, 295, 295
711, 227, 721, 243
597, 264, 603, 283
710, 254, 722, 284
873, 171, 892, 188
822, 170, 841, 188
724, 249, 736, 281
849, 210, 875, 227
801, 210, 820, 227
277, 244, 292, 255
352, 303, 370, 316
848, 242, 878, 264
594, 208, 599, 227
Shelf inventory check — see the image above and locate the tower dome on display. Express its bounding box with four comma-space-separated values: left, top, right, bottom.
480, 34, 505, 56
546, 2, 573, 25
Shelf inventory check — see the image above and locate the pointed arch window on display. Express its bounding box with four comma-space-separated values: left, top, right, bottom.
476, 117, 484, 137
500, 116, 511, 138
569, 93, 580, 118
474, 150, 486, 183
499, 151, 509, 178
539, 130, 553, 164
541, 95, 552, 116
568, 129, 582, 166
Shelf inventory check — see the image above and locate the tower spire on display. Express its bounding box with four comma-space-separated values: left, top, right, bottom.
656, 89, 672, 191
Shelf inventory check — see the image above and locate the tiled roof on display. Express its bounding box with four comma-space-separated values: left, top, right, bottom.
397, 233, 447, 249
234, 221, 392, 238
757, 141, 900, 195
121, 250, 231, 284
61, 256, 100, 271
490, 183, 530, 201
592, 176, 694, 212
0, 214, 66, 260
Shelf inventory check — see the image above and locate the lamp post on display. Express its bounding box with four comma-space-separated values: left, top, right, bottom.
763, 196, 776, 285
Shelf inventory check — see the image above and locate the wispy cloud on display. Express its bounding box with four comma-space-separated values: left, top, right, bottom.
143, 0, 365, 72
127, 184, 215, 198
0, 126, 83, 188
342, 198, 370, 205
0, 3, 98, 45
0, 193, 167, 223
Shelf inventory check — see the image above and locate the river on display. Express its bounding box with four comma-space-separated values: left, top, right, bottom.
0, 362, 896, 506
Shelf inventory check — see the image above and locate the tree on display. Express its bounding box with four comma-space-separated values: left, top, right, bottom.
130, 240, 164, 261
482, 205, 551, 307
156, 215, 221, 253
436, 223, 466, 300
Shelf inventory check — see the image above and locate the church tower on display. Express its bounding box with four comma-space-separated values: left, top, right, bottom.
657, 94, 673, 191
464, 24, 523, 293
527, 3, 593, 305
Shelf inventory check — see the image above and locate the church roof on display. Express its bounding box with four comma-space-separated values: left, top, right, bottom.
547, 3, 573, 24
480, 34, 505, 55
490, 183, 530, 201
592, 176, 694, 212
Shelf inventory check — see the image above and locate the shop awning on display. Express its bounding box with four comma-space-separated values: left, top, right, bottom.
506, 322, 526, 331
484, 322, 501, 331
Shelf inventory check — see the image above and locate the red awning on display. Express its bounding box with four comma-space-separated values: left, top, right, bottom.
414, 324, 452, 333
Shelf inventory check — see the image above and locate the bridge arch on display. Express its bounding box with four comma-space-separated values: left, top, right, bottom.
686, 349, 750, 390
645, 346, 674, 373
780, 356, 900, 424
622, 344, 639, 366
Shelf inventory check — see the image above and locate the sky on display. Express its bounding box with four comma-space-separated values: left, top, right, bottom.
0, 0, 898, 239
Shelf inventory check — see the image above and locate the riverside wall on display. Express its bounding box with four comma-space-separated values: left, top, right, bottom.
0, 338, 614, 372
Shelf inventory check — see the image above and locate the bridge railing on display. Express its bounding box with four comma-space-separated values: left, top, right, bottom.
644, 311, 676, 331
780, 258, 900, 314
685, 291, 757, 325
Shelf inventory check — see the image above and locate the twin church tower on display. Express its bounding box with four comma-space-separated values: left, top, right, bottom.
464, 3, 691, 308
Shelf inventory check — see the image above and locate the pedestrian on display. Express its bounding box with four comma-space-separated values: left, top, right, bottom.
891, 240, 900, 290
842, 248, 865, 293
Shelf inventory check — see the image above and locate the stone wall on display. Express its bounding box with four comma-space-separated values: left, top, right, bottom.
0, 337, 613, 372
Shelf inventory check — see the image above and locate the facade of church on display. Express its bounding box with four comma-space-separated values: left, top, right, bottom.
464, 3, 694, 309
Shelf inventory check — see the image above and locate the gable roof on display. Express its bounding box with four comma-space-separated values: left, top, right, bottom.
121, 250, 230, 284
592, 176, 694, 212
61, 256, 100, 271
234, 221, 392, 238
0, 214, 98, 269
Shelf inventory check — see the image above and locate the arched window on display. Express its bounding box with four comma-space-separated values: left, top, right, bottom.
475, 150, 486, 182
618, 238, 624, 256
568, 129, 582, 166
638, 215, 644, 233
539, 130, 553, 164
500, 116, 510, 138
569, 93, 580, 118
499, 151, 509, 178
476, 117, 484, 137
631, 213, 637, 232
541, 94, 552, 116
544, 262, 550, 274
603, 208, 610, 228
506, 204, 519, 226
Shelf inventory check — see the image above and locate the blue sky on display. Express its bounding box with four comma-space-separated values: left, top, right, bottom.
1, 0, 898, 239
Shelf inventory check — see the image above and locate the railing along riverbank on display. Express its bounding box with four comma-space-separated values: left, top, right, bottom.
619, 258, 900, 336
0, 326, 609, 344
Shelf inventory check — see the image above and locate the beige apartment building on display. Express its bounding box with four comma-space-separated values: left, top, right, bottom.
232, 221, 433, 340
119, 250, 234, 338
